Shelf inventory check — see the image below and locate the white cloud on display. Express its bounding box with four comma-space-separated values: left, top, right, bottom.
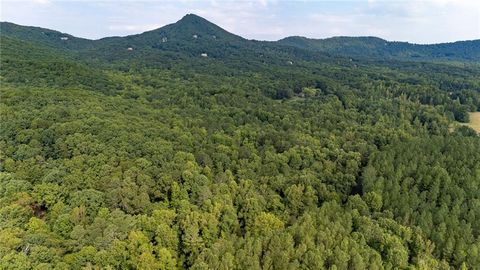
378, 0, 478, 43
31, 0, 52, 4
108, 24, 163, 32
1, 0, 478, 43
304, 0, 480, 43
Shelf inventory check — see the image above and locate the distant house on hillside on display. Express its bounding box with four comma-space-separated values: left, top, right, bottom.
60, 37, 68, 40
193, 34, 198, 39
162, 37, 168, 43
201, 53, 208, 57
127, 47, 133, 51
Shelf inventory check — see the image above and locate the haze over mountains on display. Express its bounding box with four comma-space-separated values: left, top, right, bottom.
278, 36, 480, 62
2, 14, 479, 62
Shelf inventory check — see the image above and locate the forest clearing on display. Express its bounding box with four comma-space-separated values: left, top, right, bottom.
467, 112, 480, 132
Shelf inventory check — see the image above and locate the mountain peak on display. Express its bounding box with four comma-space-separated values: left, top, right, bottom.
178, 13, 209, 24
172, 13, 219, 32
152, 13, 243, 42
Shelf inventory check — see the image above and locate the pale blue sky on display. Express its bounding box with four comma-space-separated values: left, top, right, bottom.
1, 0, 479, 44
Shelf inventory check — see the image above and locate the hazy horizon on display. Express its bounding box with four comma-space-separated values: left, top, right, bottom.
2, 14, 479, 45
1, 0, 479, 44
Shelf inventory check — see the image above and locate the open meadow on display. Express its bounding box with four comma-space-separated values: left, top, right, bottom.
467, 112, 480, 132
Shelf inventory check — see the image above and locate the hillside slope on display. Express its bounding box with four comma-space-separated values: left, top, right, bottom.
278, 36, 480, 62
4, 14, 480, 64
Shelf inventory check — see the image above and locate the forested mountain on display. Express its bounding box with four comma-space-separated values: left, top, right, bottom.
4, 14, 480, 64
1, 14, 479, 270
1, 14, 243, 51
0, 22, 95, 51
278, 36, 480, 62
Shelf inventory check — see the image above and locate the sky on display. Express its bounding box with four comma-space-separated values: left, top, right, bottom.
1, 0, 479, 44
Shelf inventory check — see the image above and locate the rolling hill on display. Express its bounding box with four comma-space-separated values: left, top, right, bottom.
277, 35, 480, 62
3, 14, 479, 65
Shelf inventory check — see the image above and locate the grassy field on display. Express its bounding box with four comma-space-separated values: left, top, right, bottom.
467, 112, 480, 132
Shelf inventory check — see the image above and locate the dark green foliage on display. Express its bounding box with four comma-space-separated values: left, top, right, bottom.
278, 36, 480, 62
0, 14, 479, 269
363, 137, 480, 267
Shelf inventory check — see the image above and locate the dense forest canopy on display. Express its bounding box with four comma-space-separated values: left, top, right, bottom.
0, 14, 479, 270
277, 36, 480, 62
